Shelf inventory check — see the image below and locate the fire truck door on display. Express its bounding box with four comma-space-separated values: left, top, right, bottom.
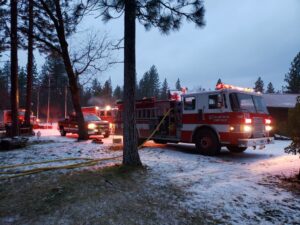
205, 93, 225, 113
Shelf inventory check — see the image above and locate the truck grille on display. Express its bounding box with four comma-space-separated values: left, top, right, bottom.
97, 124, 108, 129
253, 117, 265, 138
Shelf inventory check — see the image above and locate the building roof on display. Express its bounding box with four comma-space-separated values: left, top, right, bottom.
263, 93, 300, 108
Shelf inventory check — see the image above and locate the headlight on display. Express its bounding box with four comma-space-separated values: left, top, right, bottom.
265, 125, 272, 132
88, 123, 96, 129
265, 119, 271, 124
243, 125, 252, 132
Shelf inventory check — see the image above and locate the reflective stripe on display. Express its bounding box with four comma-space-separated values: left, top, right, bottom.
182, 124, 230, 133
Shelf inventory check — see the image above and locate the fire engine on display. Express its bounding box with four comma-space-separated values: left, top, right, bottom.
0, 109, 36, 135
116, 84, 274, 156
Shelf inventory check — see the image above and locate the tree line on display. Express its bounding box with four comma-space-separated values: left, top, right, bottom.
0, 58, 182, 121
252, 52, 300, 94
215, 52, 300, 95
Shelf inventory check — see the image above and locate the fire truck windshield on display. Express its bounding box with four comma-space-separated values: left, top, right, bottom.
84, 114, 101, 121
229, 93, 268, 113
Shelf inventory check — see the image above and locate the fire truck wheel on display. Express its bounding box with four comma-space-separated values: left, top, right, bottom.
195, 129, 221, 156
104, 133, 110, 138
60, 128, 66, 136
227, 146, 247, 153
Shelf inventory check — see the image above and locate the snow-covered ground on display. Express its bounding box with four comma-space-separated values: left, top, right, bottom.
142, 142, 300, 224
1, 127, 299, 224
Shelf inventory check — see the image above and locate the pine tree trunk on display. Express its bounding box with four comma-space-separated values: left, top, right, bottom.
25, 0, 33, 126
123, 0, 142, 166
54, 0, 88, 140
10, 0, 19, 137
63, 57, 88, 141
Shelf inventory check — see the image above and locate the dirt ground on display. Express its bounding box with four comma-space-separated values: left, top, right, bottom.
0, 165, 220, 225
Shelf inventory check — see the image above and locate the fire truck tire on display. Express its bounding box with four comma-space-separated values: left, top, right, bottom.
227, 146, 247, 153
60, 127, 66, 136
195, 129, 221, 156
104, 133, 110, 138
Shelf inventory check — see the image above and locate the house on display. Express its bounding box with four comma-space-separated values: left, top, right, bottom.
263, 93, 299, 134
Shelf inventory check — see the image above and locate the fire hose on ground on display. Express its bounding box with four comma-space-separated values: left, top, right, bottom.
0, 108, 173, 180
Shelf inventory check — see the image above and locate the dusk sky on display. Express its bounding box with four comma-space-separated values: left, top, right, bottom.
15, 0, 300, 92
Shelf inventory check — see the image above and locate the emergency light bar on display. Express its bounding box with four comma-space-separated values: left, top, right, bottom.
216, 83, 255, 93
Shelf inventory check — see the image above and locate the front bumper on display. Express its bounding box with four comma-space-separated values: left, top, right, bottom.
238, 137, 274, 148
88, 129, 109, 135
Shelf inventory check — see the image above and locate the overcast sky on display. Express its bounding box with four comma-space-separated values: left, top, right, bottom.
16, 0, 300, 92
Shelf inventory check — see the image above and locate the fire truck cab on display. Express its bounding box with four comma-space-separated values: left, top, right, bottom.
119, 84, 274, 156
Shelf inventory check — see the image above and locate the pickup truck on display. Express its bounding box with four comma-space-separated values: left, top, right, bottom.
58, 114, 110, 138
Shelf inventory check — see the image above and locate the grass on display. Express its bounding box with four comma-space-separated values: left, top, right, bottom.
0, 165, 220, 225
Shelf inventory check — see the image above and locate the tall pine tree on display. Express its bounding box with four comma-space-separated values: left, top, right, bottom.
175, 78, 182, 91
0, 1, 7, 56
102, 78, 113, 105
254, 77, 264, 93
137, 65, 161, 99
18, 67, 27, 107
113, 85, 123, 101
39, 53, 70, 120
10, 0, 19, 136
148, 65, 160, 98
90, 78, 102, 97
24, 0, 34, 126
137, 72, 149, 99
160, 78, 169, 100
0, 65, 10, 109
266, 82, 275, 94
284, 52, 300, 94
0, 61, 10, 100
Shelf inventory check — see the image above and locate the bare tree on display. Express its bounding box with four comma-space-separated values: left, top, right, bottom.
71, 32, 117, 84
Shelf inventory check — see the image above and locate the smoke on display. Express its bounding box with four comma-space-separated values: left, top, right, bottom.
88, 97, 106, 106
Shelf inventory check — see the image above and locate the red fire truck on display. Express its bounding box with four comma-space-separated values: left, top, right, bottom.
0, 109, 36, 135
116, 84, 274, 155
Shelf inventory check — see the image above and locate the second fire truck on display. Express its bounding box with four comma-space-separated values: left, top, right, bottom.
116, 84, 274, 156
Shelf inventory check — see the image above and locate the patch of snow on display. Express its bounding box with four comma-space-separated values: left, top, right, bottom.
0, 130, 299, 224
140, 141, 300, 224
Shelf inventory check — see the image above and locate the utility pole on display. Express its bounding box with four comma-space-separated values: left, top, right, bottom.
46, 76, 50, 128
64, 85, 67, 118
36, 86, 40, 121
